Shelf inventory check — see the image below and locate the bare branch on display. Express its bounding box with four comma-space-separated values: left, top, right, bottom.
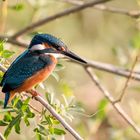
85, 67, 140, 135
62, 0, 140, 18
114, 53, 139, 103
73, 60, 140, 81
12, 0, 112, 38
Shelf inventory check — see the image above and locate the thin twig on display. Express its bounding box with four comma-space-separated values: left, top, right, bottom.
114, 54, 139, 103
28, 103, 41, 114
62, 0, 140, 18
12, 0, 112, 38
85, 67, 140, 135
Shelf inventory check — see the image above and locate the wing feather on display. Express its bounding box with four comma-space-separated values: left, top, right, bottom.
1, 51, 51, 92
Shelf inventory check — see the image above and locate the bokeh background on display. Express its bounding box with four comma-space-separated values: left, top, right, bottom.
1, 0, 140, 140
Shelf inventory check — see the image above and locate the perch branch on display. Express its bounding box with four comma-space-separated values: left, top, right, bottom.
85, 67, 140, 135
12, 0, 112, 38
62, 0, 140, 18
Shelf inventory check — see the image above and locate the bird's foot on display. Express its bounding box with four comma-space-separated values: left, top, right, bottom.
26, 89, 40, 98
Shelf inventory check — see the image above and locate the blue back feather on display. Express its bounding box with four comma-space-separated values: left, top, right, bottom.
1, 50, 53, 92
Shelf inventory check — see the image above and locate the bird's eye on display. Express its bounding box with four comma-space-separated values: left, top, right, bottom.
58, 46, 65, 51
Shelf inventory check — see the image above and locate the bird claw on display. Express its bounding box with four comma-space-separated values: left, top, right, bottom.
26, 89, 40, 99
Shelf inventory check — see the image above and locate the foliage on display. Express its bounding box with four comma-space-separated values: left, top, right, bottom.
0, 92, 84, 139
0, 40, 14, 59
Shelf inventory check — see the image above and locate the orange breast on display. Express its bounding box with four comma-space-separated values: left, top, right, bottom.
13, 55, 57, 93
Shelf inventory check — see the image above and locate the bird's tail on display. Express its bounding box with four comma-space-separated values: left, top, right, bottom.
4, 91, 16, 108
4, 92, 10, 108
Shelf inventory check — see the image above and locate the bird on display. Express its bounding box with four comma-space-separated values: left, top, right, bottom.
0, 33, 87, 108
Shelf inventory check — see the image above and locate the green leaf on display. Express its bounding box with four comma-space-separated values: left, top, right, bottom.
49, 127, 54, 134
0, 41, 4, 52
23, 97, 30, 104
131, 33, 140, 49
1, 50, 14, 58
26, 111, 35, 118
60, 82, 73, 96
54, 63, 65, 71
0, 100, 4, 106
10, 4, 24, 11
0, 71, 4, 83
51, 72, 59, 82
45, 92, 54, 105
38, 124, 46, 131
44, 115, 53, 125
53, 120, 60, 125
4, 113, 22, 138
4, 112, 12, 122
24, 116, 30, 126
0, 120, 8, 126
21, 98, 30, 112
36, 132, 43, 140
14, 118, 21, 134
12, 96, 20, 107
96, 99, 108, 120
15, 99, 23, 109
53, 128, 66, 135
98, 99, 108, 109
25, 107, 35, 118
34, 128, 46, 137
41, 121, 48, 125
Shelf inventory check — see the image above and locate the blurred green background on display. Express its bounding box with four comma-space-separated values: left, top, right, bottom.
1, 0, 140, 140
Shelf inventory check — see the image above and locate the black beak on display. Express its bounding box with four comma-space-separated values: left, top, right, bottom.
62, 50, 87, 64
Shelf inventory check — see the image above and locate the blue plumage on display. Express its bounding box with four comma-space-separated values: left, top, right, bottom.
29, 34, 67, 49
1, 51, 53, 92
4, 92, 10, 108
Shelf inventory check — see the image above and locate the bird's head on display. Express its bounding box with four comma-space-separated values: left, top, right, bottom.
29, 33, 87, 64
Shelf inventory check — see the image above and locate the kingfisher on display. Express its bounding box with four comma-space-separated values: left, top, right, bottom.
0, 33, 86, 108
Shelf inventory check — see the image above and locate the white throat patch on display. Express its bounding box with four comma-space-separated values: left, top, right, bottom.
31, 44, 46, 51
47, 53, 65, 59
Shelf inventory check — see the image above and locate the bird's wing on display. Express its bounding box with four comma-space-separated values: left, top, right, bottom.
1, 51, 52, 93
0, 50, 28, 86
